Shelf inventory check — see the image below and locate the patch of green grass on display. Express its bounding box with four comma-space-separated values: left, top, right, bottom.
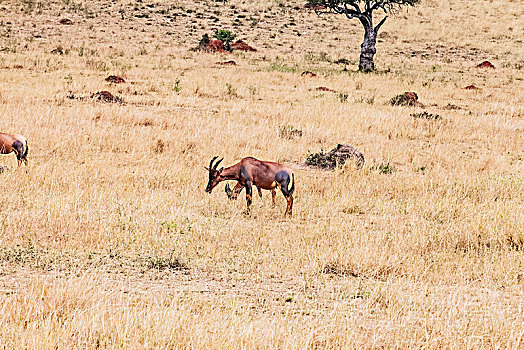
376, 162, 395, 174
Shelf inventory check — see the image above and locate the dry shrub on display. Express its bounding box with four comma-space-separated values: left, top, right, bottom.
278, 124, 303, 139
152, 139, 165, 154
322, 259, 404, 281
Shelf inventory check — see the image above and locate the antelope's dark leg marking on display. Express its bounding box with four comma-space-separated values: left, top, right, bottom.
245, 181, 253, 214
271, 189, 276, 206
257, 186, 262, 198
275, 171, 293, 216
241, 166, 253, 214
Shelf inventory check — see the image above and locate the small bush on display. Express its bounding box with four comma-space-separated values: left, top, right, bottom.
334, 58, 350, 70
306, 144, 365, 169
338, 93, 348, 103
306, 149, 334, 168
225, 83, 238, 97
199, 33, 210, 46
411, 111, 441, 120
152, 139, 165, 154
268, 60, 299, 73
278, 124, 303, 139
215, 30, 236, 51
172, 79, 181, 93
377, 162, 395, 174
148, 255, 187, 271
390, 92, 421, 107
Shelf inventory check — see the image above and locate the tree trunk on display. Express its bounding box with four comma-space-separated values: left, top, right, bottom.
359, 26, 377, 72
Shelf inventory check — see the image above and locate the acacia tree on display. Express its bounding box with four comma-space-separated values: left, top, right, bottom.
307, 0, 419, 72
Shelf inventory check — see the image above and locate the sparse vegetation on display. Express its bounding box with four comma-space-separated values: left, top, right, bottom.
214, 29, 236, 51
278, 124, 303, 139
376, 162, 395, 174
390, 91, 421, 106
411, 111, 441, 120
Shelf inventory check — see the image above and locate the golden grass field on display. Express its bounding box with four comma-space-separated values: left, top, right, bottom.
0, 0, 523, 347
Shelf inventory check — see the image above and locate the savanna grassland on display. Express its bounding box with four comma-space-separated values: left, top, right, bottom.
0, 0, 523, 348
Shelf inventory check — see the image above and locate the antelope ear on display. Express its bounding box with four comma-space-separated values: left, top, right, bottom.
218, 167, 224, 173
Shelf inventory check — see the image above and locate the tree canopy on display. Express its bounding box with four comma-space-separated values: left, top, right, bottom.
308, 0, 420, 17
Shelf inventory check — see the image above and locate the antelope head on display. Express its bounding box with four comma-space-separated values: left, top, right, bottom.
205, 156, 223, 193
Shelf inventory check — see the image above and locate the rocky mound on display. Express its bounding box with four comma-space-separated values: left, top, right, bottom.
230, 40, 256, 52
316, 86, 337, 93
105, 75, 126, 84
91, 91, 123, 103
59, 18, 73, 25
390, 92, 424, 107
477, 61, 495, 69
306, 144, 365, 169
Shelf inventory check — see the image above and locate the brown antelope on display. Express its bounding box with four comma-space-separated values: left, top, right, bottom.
205, 156, 295, 216
0, 132, 28, 167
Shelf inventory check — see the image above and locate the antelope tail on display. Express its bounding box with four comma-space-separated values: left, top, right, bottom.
288, 173, 295, 196
23, 139, 28, 158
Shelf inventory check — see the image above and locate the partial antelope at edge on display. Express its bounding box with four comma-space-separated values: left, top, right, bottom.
0, 132, 29, 167
205, 156, 295, 216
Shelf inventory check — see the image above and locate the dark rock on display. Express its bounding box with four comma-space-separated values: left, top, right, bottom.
59, 18, 73, 25
51, 46, 64, 54
301, 71, 317, 77
217, 60, 237, 65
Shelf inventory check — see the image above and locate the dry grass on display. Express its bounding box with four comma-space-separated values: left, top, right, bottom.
0, 0, 523, 348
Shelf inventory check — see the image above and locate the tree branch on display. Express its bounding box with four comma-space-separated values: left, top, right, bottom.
346, 1, 363, 13
342, 2, 362, 20
374, 16, 388, 31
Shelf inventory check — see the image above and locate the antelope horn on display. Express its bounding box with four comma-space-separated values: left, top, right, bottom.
213, 158, 224, 170
209, 156, 218, 170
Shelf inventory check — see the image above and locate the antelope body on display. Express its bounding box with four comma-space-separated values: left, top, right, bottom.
205, 156, 295, 216
0, 132, 28, 166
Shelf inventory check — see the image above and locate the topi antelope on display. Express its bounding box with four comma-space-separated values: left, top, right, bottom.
205, 156, 295, 216
0, 132, 28, 167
